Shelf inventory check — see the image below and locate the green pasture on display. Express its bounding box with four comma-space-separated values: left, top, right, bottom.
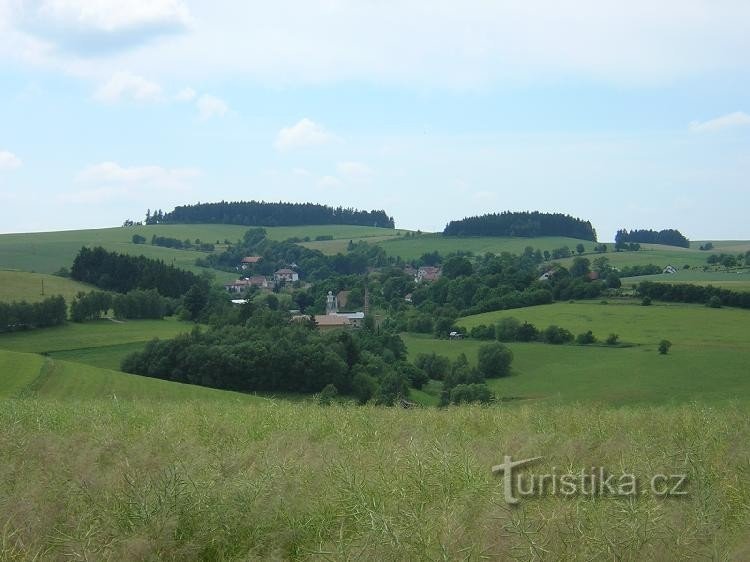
374, 234, 594, 260
0, 270, 96, 303
457, 300, 750, 347
399, 300, 750, 405
0, 317, 192, 355
0, 349, 259, 403
0, 224, 400, 279
624, 269, 750, 291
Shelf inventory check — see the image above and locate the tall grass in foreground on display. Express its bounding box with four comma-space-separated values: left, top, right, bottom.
1, 399, 749, 560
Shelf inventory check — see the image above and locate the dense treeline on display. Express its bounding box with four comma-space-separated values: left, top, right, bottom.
0, 296, 67, 333
147, 201, 395, 229
70, 291, 112, 322
443, 211, 597, 241
618, 264, 663, 278
384, 252, 607, 336
150, 235, 215, 252
113, 289, 173, 319
71, 247, 199, 298
615, 229, 690, 248
637, 281, 750, 309
122, 304, 417, 403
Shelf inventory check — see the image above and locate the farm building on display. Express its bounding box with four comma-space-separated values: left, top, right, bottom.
274, 268, 299, 283
240, 256, 262, 270
663, 265, 678, 274
416, 266, 441, 283
224, 276, 271, 293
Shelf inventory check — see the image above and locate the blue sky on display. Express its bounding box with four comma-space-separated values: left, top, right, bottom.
0, 1, 748, 239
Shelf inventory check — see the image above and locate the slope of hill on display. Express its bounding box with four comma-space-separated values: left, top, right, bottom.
0, 224, 403, 277
403, 300, 750, 405
374, 234, 594, 260
0, 349, 260, 402
0, 270, 95, 303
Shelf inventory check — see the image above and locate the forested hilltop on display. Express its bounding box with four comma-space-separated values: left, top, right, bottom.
144, 201, 395, 228
444, 211, 597, 241
615, 228, 690, 248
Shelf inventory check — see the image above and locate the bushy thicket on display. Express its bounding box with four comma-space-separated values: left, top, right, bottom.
70, 291, 112, 322
444, 211, 597, 240
113, 289, 174, 319
149, 200, 395, 228
71, 246, 199, 298
0, 295, 67, 332
637, 281, 750, 309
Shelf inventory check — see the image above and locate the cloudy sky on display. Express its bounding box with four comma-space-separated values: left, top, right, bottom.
0, 1, 748, 239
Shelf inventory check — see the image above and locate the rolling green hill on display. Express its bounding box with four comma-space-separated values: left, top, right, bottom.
398, 300, 750, 406
0, 317, 193, 355
0, 349, 260, 403
0, 224, 402, 278
372, 234, 595, 260
0, 270, 97, 303
624, 269, 750, 291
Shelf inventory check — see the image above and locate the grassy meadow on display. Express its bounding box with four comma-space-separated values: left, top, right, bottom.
0, 224, 401, 280
1, 398, 748, 560
0, 349, 260, 403
624, 269, 750, 291
0, 270, 96, 303
1, 223, 749, 560
374, 234, 595, 261
398, 300, 750, 406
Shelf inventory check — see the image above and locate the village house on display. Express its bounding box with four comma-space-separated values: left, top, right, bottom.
240, 256, 262, 270
663, 265, 678, 275
224, 275, 270, 293
274, 268, 299, 283
416, 266, 441, 283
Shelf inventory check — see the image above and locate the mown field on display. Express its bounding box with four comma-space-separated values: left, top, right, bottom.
0, 397, 748, 560
399, 300, 750, 406
0, 270, 96, 303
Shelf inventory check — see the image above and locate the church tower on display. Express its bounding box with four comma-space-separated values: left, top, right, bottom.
326, 291, 338, 315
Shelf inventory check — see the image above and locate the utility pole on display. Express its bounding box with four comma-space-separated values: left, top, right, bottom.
41, 279, 45, 296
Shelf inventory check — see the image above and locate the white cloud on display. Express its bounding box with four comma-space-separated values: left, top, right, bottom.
275, 118, 334, 151
196, 94, 228, 120
689, 111, 750, 133
12, 0, 191, 53
94, 71, 162, 103
0, 150, 22, 170
336, 161, 372, 181
175, 86, 196, 101
318, 175, 343, 188
76, 161, 198, 189
4, 2, 750, 89
61, 161, 199, 204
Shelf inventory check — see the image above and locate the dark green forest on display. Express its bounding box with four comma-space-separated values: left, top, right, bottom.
615, 228, 690, 248
443, 211, 597, 240
145, 201, 395, 228
71, 247, 199, 298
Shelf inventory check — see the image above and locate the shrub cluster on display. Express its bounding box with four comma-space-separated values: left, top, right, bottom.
0, 296, 67, 333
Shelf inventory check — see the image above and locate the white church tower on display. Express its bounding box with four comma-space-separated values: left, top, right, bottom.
326, 291, 338, 315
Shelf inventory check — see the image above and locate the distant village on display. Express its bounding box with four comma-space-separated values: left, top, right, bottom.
224, 255, 443, 330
